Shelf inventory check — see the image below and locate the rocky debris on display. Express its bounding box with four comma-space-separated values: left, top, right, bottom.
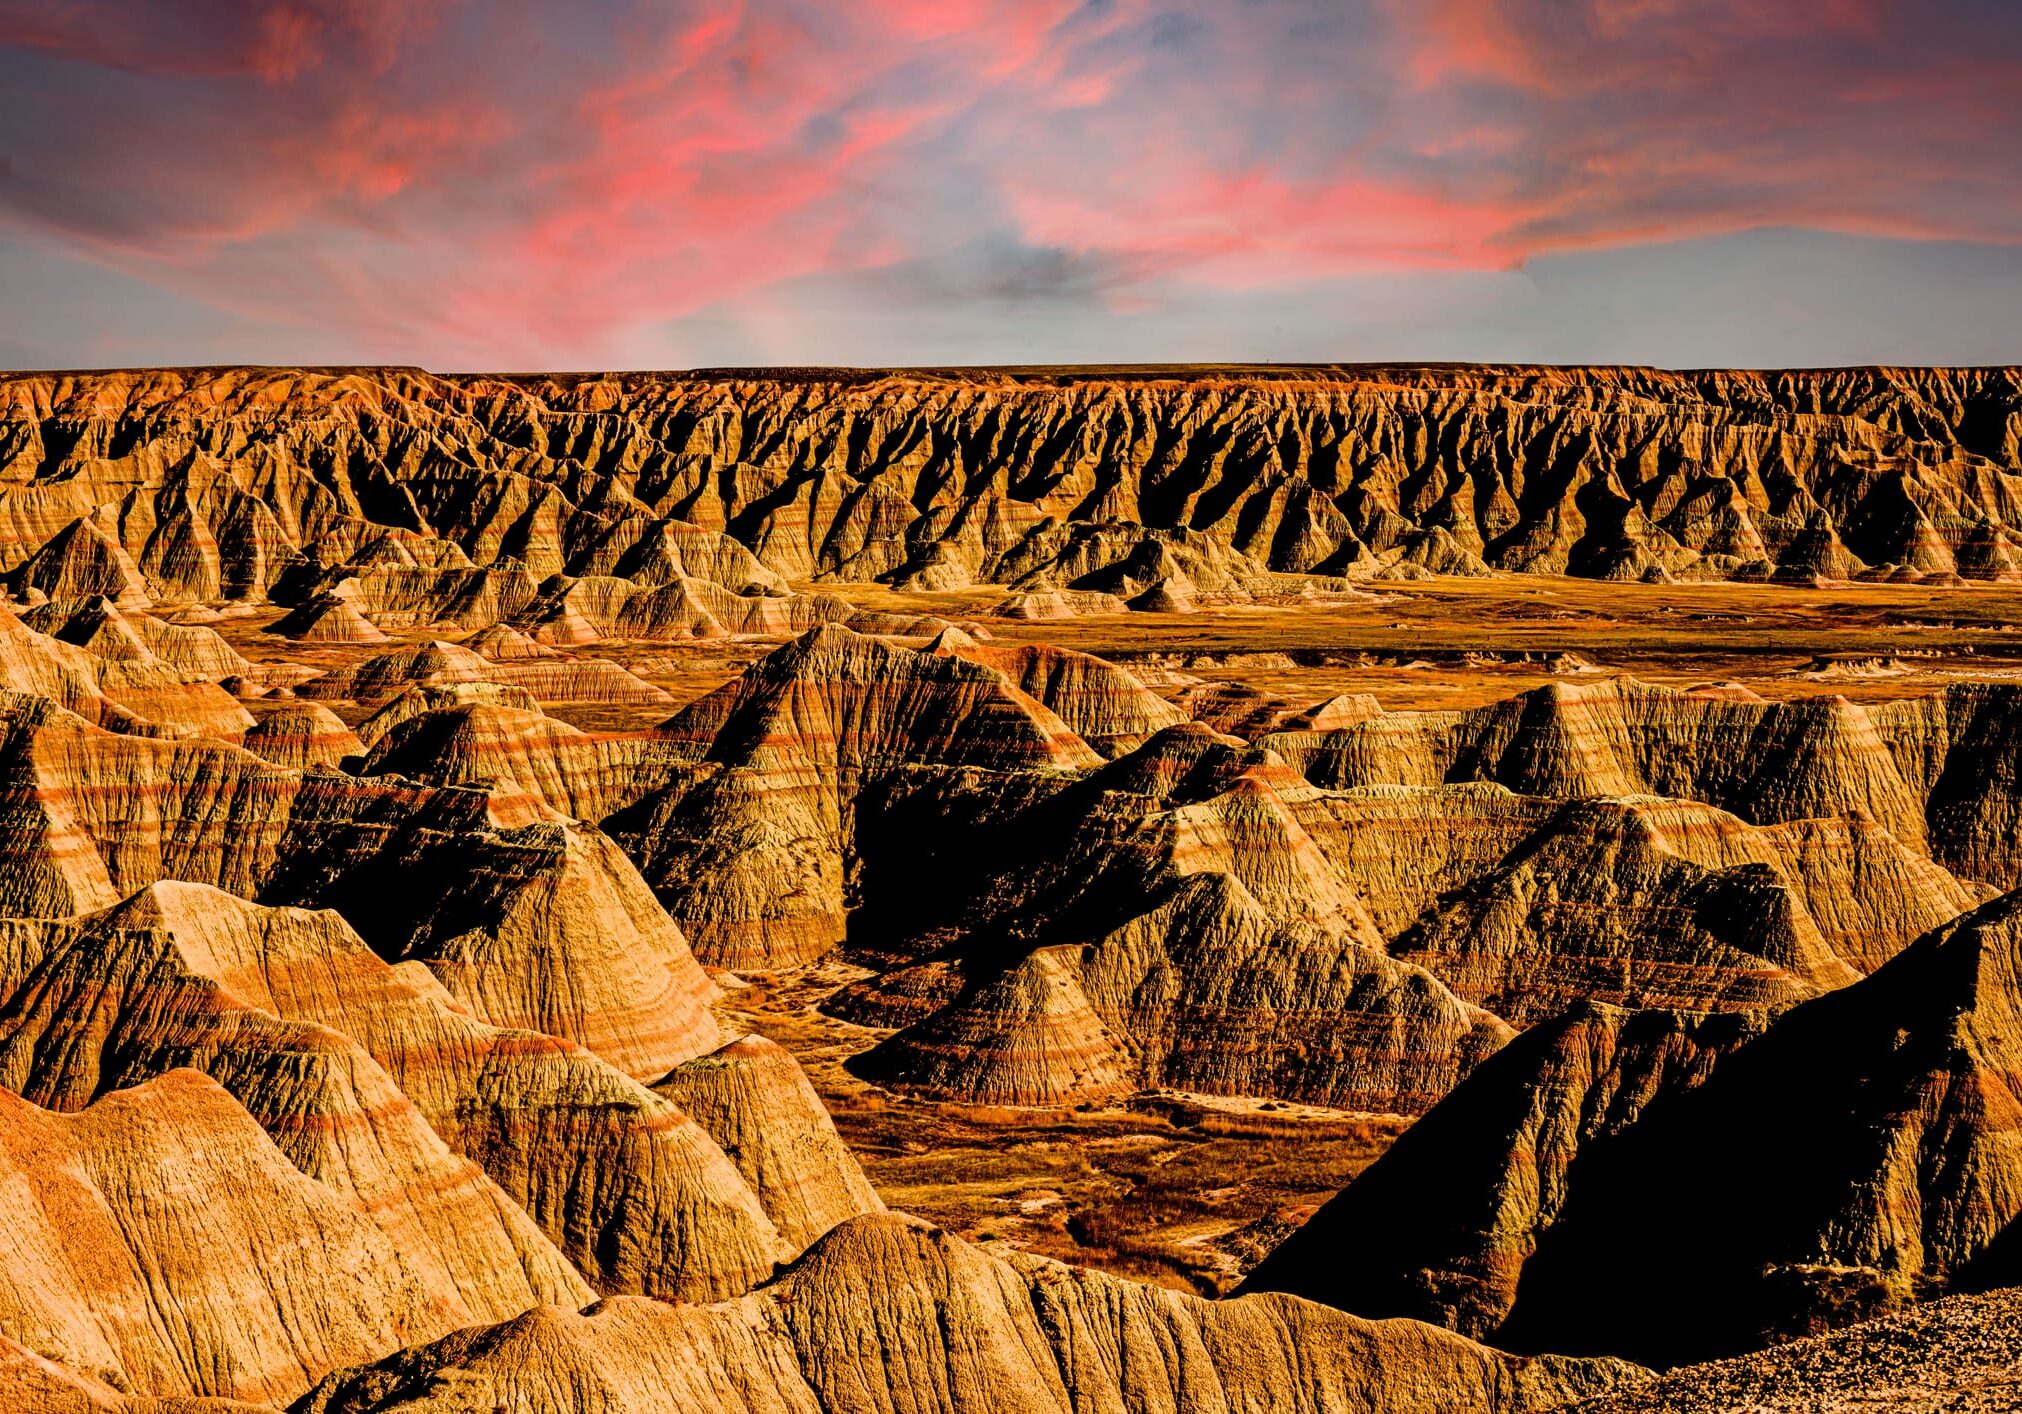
295, 1214, 1642, 1414
1561, 1284, 2022, 1412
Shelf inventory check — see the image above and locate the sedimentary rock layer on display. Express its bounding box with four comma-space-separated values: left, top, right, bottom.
296, 1215, 1637, 1414
0, 691, 724, 1080
3, 366, 2018, 615
836, 718, 1977, 1108
1263, 676, 2022, 889
1251, 885, 2022, 1366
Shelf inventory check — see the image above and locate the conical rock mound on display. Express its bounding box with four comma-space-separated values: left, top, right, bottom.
0, 1071, 518, 1407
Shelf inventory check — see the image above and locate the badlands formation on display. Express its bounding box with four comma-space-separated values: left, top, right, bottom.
0, 364, 2019, 1409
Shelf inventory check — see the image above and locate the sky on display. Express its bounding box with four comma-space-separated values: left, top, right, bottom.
1, 0, 2019, 371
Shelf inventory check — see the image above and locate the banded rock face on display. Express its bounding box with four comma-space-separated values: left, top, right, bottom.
5, 366, 2019, 609
507, 570, 955, 646
0, 605, 248, 740
0, 1071, 539, 1407
608, 624, 1103, 968
1494, 886, 2022, 1364
0, 1334, 270, 1413
294, 639, 670, 710
0, 693, 724, 1080
241, 703, 364, 769
296, 1214, 1639, 1414
930, 629, 1188, 758
0, 881, 807, 1303
656, 1034, 886, 1252
1253, 886, 2022, 1368
0, 1079, 1642, 1414
22, 597, 251, 681
839, 725, 1976, 1108
359, 703, 664, 824
270, 595, 388, 643
1240, 1003, 1772, 1338
0, 895, 597, 1327
356, 629, 1192, 969
1264, 676, 2022, 889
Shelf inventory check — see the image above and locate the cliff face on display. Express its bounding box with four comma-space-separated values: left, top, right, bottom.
1264, 676, 2022, 891
827, 708, 1979, 1109
2, 362, 2022, 1408
1, 366, 2017, 614
0, 1073, 1638, 1413
1245, 886, 2022, 1367
296, 1214, 1635, 1414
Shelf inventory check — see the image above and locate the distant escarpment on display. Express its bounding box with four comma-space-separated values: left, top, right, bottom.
0, 366, 2017, 632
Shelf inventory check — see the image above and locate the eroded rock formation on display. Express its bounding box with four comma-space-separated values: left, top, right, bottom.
4, 366, 2018, 620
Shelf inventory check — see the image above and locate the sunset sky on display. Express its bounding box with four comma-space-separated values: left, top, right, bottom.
3, 0, 2019, 370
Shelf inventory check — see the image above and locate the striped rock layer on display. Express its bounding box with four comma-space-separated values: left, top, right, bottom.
1248, 885, 2022, 1367
1, 367, 2019, 611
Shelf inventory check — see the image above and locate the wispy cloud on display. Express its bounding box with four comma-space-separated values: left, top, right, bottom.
0, 0, 2016, 365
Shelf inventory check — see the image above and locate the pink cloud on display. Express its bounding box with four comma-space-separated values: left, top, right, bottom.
0, 0, 2016, 365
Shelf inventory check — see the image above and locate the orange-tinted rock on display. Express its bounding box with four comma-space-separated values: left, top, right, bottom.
269, 595, 389, 643
241, 703, 364, 769
69, 882, 790, 1301
296, 1215, 1638, 1414
0, 694, 725, 1080
0, 1071, 538, 1407
656, 1035, 885, 1250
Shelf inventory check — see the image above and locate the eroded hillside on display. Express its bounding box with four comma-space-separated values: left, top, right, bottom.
1, 364, 2021, 1409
